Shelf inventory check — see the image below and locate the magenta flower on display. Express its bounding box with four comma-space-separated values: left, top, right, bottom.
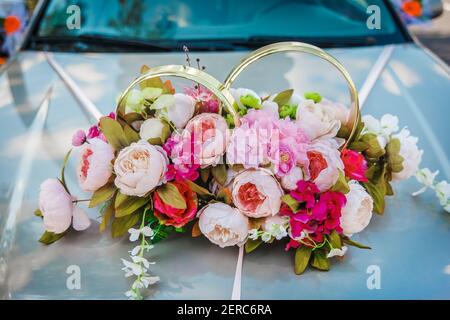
72, 129, 86, 147
341, 149, 368, 182
185, 85, 220, 113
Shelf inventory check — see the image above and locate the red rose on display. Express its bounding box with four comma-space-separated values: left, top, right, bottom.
153, 181, 197, 227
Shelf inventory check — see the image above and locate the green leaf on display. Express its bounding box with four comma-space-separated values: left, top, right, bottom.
115, 195, 149, 218
140, 65, 164, 89
186, 180, 214, 197
200, 167, 210, 183
273, 89, 293, 107
363, 181, 386, 214
328, 230, 342, 249
100, 202, 114, 232
89, 184, 117, 208
211, 164, 227, 186
342, 237, 371, 249
122, 112, 143, 125
311, 249, 330, 271
304, 92, 322, 103
281, 194, 300, 212
331, 170, 350, 194
60, 149, 73, 190
124, 125, 140, 144
111, 213, 140, 238
99, 117, 129, 151
39, 230, 68, 245
156, 182, 187, 210
294, 246, 312, 275
245, 239, 263, 253
386, 138, 404, 173
217, 187, 232, 205
360, 133, 385, 159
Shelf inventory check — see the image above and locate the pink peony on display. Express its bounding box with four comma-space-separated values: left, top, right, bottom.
77, 138, 115, 192
153, 181, 197, 227
185, 85, 220, 113
341, 149, 368, 182
39, 179, 90, 233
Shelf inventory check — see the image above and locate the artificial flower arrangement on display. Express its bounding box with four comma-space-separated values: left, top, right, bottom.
34, 42, 449, 299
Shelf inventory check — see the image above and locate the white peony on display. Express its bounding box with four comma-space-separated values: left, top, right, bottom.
114, 140, 169, 196
392, 129, 423, 181
198, 202, 249, 248
280, 166, 304, 190
231, 168, 284, 218
167, 93, 195, 129
77, 138, 115, 192
296, 98, 348, 140
340, 181, 374, 236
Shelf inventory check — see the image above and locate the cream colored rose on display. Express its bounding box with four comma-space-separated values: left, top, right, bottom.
280, 166, 304, 190
341, 181, 374, 236
77, 138, 114, 192
114, 140, 169, 196
392, 129, 423, 181
231, 168, 284, 218
198, 202, 249, 248
296, 98, 349, 140
184, 113, 229, 167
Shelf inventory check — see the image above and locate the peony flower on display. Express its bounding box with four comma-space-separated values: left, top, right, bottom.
39, 179, 90, 233
167, 93, 196, 129
231, 168, 284, 218
340, 181, 373, 236
153, 181, 197, 227
269, 142, 297, 177
77, 138, 115, 192
72, 129, 86, 147
198, 202, 249, 248
392, 129, 423, 181
184, 113, 229, 167
114, 140, 169, 196
295, 98, 348, 140
306, 139, 344, 192
139, 117, 170, 143
341, 149, 368, 182
281, 166, 304, 190
185, 85, 219, 113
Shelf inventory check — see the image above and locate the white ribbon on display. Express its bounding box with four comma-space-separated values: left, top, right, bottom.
231, 245, 244, 300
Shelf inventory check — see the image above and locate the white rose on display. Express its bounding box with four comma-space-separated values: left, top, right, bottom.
167, 93, 195, 129
306, 139, 344, 192
296, 98, 348, 140
280, 166, 304, 190
392, 129, 423, 181
198, 202, 249, 248
232, 168, 284, 218
114, 140, 169, 196
139, 117, 170, 143
39, 179, 90, 234
340, 181, 374, 236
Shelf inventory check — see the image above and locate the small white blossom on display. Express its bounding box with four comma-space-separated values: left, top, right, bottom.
412, 168, 439, 196
141, 226, 154, 237
128, 228, 141, 242
269, 224, 288, 240
435, 181, 450, 209
248, 229, 259, 240
327, 246, 348, 258
261, 232, 272, 243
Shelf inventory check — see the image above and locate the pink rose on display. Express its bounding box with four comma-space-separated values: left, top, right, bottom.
341, 149, 368, 182
39, 179, 90, 234
231, 168, 284, 218
77, 138, 115, 192
184, 113, 228, 167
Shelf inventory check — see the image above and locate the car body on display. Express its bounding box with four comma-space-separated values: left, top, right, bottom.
0, 0, 449, 299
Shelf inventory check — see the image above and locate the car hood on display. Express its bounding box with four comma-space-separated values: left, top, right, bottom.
0, 44, 449, 299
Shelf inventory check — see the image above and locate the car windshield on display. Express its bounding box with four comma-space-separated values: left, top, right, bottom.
27, 0, 406, 51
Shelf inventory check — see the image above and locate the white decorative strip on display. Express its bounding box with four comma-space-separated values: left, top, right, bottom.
45, 53, 102, 122
358, 45, 395, 108
231, 245, 244, 300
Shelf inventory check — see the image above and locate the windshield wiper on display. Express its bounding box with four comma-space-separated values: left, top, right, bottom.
30, 34, 173, 52
228, 35, 378, 49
